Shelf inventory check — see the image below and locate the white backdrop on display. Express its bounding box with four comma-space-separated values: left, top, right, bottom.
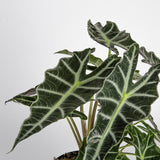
0, 0, 160, 160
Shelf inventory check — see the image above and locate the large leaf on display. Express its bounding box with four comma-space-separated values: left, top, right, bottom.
124, 125, 160, 160
11, 48, 120, 151
88, 20, 136, 54
139, 47, 160, 66
88, 20, 160, 67
82, 44, 160, 160
6, 88, 87, 120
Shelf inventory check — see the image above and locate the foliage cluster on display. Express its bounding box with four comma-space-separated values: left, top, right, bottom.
6, 20, 160, 160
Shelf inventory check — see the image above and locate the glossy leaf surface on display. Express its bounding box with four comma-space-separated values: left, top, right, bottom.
83, 45, 160, 160
11, 48, 120, 151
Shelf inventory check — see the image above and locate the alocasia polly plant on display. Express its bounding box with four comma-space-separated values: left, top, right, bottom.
6, 20, 160, 160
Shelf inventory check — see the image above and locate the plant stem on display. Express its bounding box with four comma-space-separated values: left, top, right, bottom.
70, 117, 82, 145
108, 49, 112, 57
119, 143, 132, 152
90, 101, 98, 130
87, 96, 94, 136
66, 117, 81, 148
121, 152, 136, 156
80, 105, 87, 138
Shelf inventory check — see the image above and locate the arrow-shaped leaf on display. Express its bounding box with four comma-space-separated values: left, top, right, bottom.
7, 90, 87, 120
139, 47, 160, 66
83, 44, 160, 160
88, 20, 136, 54
11, 48, 120, 151
124, 125, 160, 160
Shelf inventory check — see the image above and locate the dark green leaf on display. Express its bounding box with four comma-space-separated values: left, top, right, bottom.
5, 86, 38, 106
11, 48, 120, 151
139, 47, 160, 65
12, 95, 37, 106
76, 138, 87, 160
69, 110, 87, 120
83, 44, 160, 160
124, 125, 160, 160
89, 54, 103, 67
104, 140, 121, 160
138, 120, 160, 142
116, 154, 130, 160
88, 20, 136, 54
86, 65, 97, 71
55, 49, 73, 55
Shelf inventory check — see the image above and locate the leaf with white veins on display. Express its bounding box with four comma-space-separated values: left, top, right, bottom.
139, 47, 160, 66
5, 86, 38, 106
11, 48, 120, 151
83, 44, 160, 160
88, 20, 136, 54
124, 125, 160, 160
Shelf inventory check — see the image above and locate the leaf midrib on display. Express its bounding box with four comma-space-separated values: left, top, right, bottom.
92, 49, 136, 160
92, 93, 129, 160
94, 23, 128, 50
81, 58, 116, 85
19, 52, 91, 142
94, 24, 111, 46
20, 81, 81, 141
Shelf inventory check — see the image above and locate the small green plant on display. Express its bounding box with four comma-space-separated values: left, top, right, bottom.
6, 20, 160, 160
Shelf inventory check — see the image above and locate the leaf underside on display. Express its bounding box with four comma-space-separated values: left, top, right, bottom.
82, 44, 160, 160
11, 48, 120, 151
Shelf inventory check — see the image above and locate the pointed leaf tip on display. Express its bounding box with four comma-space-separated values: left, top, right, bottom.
12, 48, 120, 150
88, 20, 136, 54
139, 46, 160, 66
83, 44, 160, 160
